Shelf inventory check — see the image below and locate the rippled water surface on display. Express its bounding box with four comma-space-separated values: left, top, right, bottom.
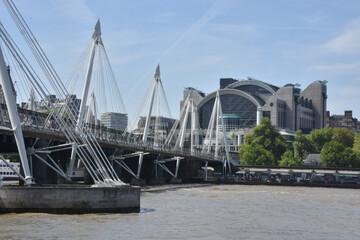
1, 185, 359, 240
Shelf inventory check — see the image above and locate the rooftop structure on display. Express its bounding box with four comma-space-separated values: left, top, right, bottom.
326, 110, 360, 132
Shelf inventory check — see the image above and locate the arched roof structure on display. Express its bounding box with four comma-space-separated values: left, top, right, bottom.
226, 79, 278, 94
196, 89, 262, 130
197, 88, 262, 110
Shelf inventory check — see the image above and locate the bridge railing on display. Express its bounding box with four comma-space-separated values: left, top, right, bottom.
0, 106, 231, 161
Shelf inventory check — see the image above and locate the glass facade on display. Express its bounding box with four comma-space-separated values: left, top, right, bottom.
198, 94, 257, 129
232, 85, 273, 102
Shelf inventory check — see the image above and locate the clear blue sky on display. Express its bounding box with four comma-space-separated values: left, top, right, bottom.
1, 0, 360, 119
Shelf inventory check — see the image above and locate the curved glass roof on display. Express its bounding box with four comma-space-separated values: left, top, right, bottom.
198, 93, 258, 129
226, 79, 278, 102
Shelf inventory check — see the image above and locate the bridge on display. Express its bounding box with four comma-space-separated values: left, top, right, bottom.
0, 0, 239, 186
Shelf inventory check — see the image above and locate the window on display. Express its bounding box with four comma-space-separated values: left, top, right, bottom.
263, 111, 270, 120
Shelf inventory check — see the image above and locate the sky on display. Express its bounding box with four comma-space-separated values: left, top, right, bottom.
1, 0, 360, 120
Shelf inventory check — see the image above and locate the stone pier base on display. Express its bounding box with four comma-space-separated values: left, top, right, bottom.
0, 185, 140, 214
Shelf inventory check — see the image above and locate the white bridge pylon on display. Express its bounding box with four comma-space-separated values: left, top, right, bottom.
137, 65, 163, 179
0, 46, 33, 184
165, 89, 198, 152
68, 20, 102, 179
201, 91, 232, 173
125, 64, 183, 180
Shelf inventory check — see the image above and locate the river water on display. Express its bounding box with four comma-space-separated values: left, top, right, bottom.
0, 185, 359, 240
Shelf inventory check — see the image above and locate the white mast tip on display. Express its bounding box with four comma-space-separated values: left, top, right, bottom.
154, 64, 160, 79
92, 19, 101, 40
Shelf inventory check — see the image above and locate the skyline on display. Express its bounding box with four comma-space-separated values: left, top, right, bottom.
0, 0, 360, 119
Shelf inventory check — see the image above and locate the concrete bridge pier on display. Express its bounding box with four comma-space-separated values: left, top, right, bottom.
0, 185, 140, 214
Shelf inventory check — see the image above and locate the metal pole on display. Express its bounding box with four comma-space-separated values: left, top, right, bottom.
0, 46, 33, 184
67, 143, 78, 178
190, 100, 195, 153
215, 92, 220, 158
179, 101, 191, 149
219, 97, 231, 174
174, 157, 180, 178
142, 65, 160, 144
256, 107, 262, 125
136, 65, 160, 180
77, 20, 101, 131
70, 20, 101, 175
136, 152, 144, 179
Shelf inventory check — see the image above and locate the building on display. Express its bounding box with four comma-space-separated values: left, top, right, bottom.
326, 110, 360, 132
133, 116, 176, 138
100, 112, 128, 132
182, 77, 328, 154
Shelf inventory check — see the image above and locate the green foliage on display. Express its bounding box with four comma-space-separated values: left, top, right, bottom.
239, 143, 275, 165
245, 117, 287, 163
279, 150, 302, 167
333, 127, 355, 148
352, 134, 360, 167
308, 127, 334, 153
353, 134, 360, 156
343, 147, 359, 168
43, 109, 50, 115
293, 130, 313, 160
1, 154, 20, 162
320, 140, 357, 167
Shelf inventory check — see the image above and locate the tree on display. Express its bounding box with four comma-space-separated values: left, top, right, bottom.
293, 130, 313, 160
245, 117, 287, 163
321, 140, 345, 167
320, 140, 356, 167
343, 147, 358, 168
279, 150, 302, 167
239, 143, 275, 165
0, 154, 20, 162
309, 127, 333, 153
352, 134, 360, 167
333, 127, 355, 148
352, 134, 360, 156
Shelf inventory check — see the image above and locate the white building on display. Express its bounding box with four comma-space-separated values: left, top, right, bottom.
101, 112, 128, 131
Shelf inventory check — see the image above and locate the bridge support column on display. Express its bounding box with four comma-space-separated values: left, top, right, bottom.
0, 46, 33, 184
257, 107, 262, 125
68, 143, 78, 178
136, 153, 144, 179
174, 157, 180, 179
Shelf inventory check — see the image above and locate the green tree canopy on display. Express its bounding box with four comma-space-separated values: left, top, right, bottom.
279, 149, 302, 167
309, 127, 334, 153
239, 143, 275, 165
293, 130, 313, 160
321, 140, 357, 167
244, 117, 287, 163
352, 134, 360, 167
333, 127, 355, 148
352, 134, 360, 155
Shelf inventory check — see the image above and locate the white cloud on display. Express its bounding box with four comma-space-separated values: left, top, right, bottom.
323, 18, 360, 54
51, 0, 95, 22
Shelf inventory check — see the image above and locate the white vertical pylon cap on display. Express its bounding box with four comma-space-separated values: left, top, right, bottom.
154, 64, 160, 79
92, 19, 102, 40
